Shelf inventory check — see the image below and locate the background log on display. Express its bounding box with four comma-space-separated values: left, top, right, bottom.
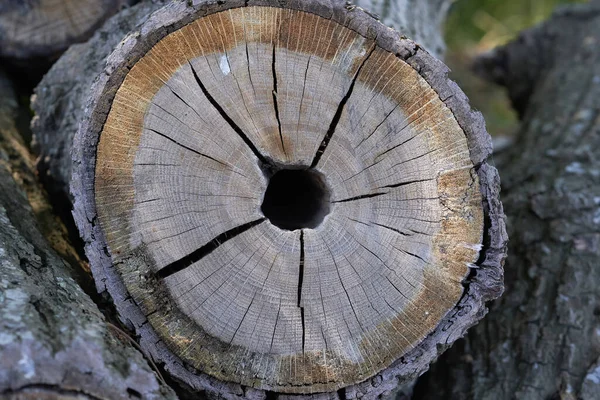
0, 0, 130, 61
355, 0, 451, 58
415, 2, 600, 399
0, 69, 176, 400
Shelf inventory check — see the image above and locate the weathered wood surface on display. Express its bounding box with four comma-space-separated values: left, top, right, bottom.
0, 69, 177, 400
0, 0, 129, 60
415, 2, 600, 399
71, 0, 506, 398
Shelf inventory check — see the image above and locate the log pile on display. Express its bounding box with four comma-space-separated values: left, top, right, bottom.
0, 69, 176, 400
28, 0, 600, 399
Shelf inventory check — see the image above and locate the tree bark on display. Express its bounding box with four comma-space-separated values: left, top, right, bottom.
415, 2, 600, 399
0, 69, 176, 400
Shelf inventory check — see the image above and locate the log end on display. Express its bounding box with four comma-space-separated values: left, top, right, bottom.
71, 1, 507, 397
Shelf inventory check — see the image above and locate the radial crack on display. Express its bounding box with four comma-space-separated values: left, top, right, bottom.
272, 45, 286, 155
372, 222, 413, 236
334, 191, 388, 203
310, 44, 376, 168
145, 128, 226, 165
298, 230, 306, 353
298, 230, 305, 307
157, 218, 266, 278
378, 178, 434, 190
188, 61, 271, 166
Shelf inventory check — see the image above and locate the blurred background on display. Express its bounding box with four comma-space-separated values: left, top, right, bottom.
444, 0, 585, 140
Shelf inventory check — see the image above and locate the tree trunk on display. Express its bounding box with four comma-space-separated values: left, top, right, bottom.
0, 69, 176, 400
415, 2, 600, 399
69, 0, 504, 398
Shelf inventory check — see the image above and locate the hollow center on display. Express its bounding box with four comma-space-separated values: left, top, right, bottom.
261, 169, 331, 231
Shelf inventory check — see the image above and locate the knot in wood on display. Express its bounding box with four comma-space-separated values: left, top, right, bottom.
76, 1, 499, 396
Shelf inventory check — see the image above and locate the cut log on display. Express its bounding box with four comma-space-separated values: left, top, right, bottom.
0, 69, 177, 400
0, 0, 129, 60
415, 2, 600, 399
71, 0, 506, 398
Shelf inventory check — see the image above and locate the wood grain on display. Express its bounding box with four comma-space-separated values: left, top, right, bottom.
71, 1, 505, 398
93, 6, 483, 393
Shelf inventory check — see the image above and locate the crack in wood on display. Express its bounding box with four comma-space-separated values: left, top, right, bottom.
310, 44, 376, 168
334, 179, 435, 203
334, 192, 388, 203
269, 299, 282, 352
298, 230, 306, 353
367, 220, 414, 237
243, 18, 256, 97
378, 178, 434, 190
325, 241, 366, 333
296, 55, 311, 144
188, 61, 271, 167
343, 147, 437, 184
372, 222, 413, 236
145, 128, 226, 166
272, 45, 286, 155
157, 218, 266, 278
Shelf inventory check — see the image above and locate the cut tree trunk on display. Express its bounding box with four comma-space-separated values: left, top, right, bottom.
70, 0, 506, 398
0, 0, 129, 60
415, 2, 600, 400
0, 69, 176, 400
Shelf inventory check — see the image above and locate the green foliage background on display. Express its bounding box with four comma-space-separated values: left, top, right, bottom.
443, 0, 585, 138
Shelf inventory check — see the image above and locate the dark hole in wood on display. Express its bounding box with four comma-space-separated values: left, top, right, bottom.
261, 168, 330, 231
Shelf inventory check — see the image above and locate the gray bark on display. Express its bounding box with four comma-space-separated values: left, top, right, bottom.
415, 2, 600, 399
0, 69, 177, 400
0, 0, 130, 60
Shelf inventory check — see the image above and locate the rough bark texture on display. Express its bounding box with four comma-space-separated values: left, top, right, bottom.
0, 69, 177, 400
31, 0, 449, 206
31, 0, 168, 202
70, 0, 505, 398
416, 2, 600, 399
